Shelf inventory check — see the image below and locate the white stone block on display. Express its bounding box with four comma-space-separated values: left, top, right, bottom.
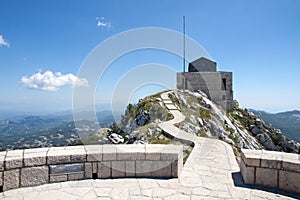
282, 153, 300, 173
98, 161, 111, 178
4, 169, 19, 191
85, 145, 103, 162
241, 149, 261, 167
68, 172, 84, 181
153, 161, 172, 178
260, 150, 282, 169
0, 171, 2, 185
125, 161, 135, 177
50, 174, 68, 183
160, 145, 183, 161
240, 160, 255, 184
21, 166, 49, 187
111, 161, 125, 178
116, 145, 145, 160
0, 152, 5, 171
5, 149, 23, 169
136, 160, 171, 178
145, 145, 163, 160
24, 148, 48, 167
172, 156, 183, 178
256, 167, 278, 188
84, 162, 92, 179
92, 162, 97, 173
47, 146, 86, 164
102, 145, 117, 161
279, 170, 300, 194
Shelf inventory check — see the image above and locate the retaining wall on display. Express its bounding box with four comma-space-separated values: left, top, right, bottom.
240, 149, 300, 194
0, 144, 183, 192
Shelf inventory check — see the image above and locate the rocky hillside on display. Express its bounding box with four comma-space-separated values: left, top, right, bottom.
81, 90, 300, 155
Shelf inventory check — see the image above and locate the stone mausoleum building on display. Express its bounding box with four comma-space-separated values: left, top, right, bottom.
177, 57, 233, 111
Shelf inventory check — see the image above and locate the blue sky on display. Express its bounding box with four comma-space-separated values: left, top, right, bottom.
0, 0, 300, 114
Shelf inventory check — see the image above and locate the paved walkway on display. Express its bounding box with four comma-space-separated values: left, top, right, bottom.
1, 91, 299, 199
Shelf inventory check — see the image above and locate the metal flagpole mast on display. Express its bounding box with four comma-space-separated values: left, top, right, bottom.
183, 16, 186, 90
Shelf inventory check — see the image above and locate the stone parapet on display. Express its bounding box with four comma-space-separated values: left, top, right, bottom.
240, 149, 300, 194
0, 144, 183, 192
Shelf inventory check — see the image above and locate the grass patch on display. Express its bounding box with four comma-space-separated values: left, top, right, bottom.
199, 129, 208, 138
199, 107, 211, 119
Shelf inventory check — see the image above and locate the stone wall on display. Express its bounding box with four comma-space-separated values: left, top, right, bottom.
0, 144, 183, 192
240, 149, 300, 194
177, 72, 233, 111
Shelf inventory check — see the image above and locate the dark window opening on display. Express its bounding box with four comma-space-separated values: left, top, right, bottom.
0, 186, 3, 193
92, 173, 98, 179
222, 78, 227, 90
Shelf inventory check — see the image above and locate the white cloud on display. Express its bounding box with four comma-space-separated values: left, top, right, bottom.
20, 71, 89, 91
96, 17, 111, 29
0, 35, 10, 47
97, 21, 107, 27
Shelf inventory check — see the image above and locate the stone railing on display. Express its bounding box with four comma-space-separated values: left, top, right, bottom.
240, 149, 300, 194
0, 144, 183, 192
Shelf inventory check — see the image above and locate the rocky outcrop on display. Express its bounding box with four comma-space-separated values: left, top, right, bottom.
86, 90, 299, 154
166, 90, 299, 154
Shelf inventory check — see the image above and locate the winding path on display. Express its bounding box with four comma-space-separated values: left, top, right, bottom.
1, 91, 299, 199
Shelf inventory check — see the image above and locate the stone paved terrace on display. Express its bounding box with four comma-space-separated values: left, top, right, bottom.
1, 91, 300, 200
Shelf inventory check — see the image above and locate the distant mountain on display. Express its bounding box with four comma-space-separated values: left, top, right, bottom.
250, 109, 300, 143
0, 110, 121, 151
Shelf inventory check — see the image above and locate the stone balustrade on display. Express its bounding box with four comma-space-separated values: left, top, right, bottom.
0, 144, 183, 192
240, 149, 300, 194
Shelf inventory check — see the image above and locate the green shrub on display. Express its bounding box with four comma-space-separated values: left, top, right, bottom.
199, 107, 211, 119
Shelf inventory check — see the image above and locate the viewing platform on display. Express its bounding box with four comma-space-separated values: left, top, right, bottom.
1, 91, 299, 199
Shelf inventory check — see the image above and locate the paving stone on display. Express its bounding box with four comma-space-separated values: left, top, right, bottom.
152, 188, 176, 198
94, 187, 112, 197
20, 166, 49, 187
5, 149, 23, 169
3, 169, 19, 191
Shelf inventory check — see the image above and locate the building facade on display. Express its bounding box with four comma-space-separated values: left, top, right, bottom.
177, 57, 233, 111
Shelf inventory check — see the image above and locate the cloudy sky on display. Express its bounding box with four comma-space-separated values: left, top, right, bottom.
0, 0, 300, 114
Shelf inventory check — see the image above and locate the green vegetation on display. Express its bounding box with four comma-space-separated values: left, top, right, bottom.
148, 133, 173, 145
199, 107, 211, 119
270, 133, 284, 145
225, 124, 235, 134
199, 129, 208, 138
